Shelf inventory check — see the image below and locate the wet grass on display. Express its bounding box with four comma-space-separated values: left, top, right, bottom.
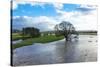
12, 33, 31, 40
12, 35, 64, 49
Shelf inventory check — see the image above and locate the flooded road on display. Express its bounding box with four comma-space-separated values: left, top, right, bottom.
12, 35, 97, 66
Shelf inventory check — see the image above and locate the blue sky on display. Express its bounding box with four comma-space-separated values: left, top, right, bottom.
13, 4, 57, 17
12, 1, 97, 31
13, 3, 80, 17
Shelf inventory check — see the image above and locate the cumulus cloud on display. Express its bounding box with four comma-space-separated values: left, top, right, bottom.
12, 1, 97, 31
52, 3, 63, 10
64, 9, 97, 31
13, 8, 97, 31
76, 4, 97, 14
31, 16, 58, 31
12, 16, 58, 31
54, 4, 97, 31
79, 4, 97, 9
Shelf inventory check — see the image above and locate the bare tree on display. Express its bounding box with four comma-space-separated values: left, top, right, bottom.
55, 21, 78, 41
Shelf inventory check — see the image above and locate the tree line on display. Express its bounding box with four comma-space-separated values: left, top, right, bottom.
12, 21, 78, 41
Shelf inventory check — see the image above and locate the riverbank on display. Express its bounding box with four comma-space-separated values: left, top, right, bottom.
12, 35, 64, 49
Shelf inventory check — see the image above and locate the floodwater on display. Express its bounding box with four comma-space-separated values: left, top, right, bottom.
12, 39, 23, 45
12, 35, 97, 66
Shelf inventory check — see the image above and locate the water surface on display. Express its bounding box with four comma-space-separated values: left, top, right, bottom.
12, 35, 97, 66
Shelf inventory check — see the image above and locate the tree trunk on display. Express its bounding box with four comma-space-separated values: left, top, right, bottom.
65, 36, 68, 41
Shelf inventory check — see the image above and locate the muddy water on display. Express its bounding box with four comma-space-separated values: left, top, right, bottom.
12, 35, 97, 66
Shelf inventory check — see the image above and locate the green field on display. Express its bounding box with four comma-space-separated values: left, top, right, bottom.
78, 33, 97, 35
12, 33, 64, 49
12, 33, 31, 40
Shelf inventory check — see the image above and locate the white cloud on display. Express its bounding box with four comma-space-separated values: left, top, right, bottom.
12, 1, 18, 10
12, 1, 97, 31
13, 16, 20, 19
54, 6, 97, 31
30, 16, 58, 31
12, 1, 26, 10
79, 4, 97, 9
52, 3, 63, 10
13, 16, 58, 31
65, 10, 97, 31
13, 8, 97, 31
12, 1, 48, 10
56, 10, 75, 21
12, 0, 64, 10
